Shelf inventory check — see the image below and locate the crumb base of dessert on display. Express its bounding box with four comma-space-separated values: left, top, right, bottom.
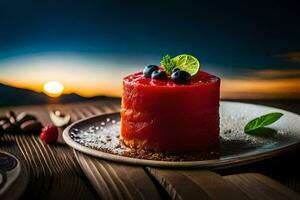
70, 120, 220, 162
121, 135, 219, 155
121, 137, 220, 161
108, 144, 219, 162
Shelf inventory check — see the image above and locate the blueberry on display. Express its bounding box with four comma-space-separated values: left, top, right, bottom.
172, 68, 180, 72
143, 65, 159, 78
171, 70, 191, 84
151, 70, 168, 80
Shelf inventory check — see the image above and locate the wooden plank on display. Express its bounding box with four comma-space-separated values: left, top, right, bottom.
2, 100, 300, 199
75, 151, 162, 200
251, 173, 300, 199
0, 102, 104, 199
147, 168, 210, 200
147, 168, 250, 200
72, 100, 162, 200
224, 173, 300, 200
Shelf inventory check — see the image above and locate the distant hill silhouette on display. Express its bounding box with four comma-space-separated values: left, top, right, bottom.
0, 83, 119, 107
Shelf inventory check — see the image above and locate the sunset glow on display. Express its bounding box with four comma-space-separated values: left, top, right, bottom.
43, 81, 64, 97
0, 54, 300, 99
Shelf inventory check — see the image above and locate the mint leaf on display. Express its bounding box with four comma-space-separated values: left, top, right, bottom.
248, 127, 277, 137
160, 54, 176, 74
244, 112, 283, 134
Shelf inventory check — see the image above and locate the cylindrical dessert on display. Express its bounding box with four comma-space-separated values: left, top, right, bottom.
121, 71, 220, 152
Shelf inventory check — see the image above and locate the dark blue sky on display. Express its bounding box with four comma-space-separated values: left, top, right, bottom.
0, 0, 300, 99
0, 0, 299, 69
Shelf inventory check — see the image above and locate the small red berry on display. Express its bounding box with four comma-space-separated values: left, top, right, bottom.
40, 124, 58, 144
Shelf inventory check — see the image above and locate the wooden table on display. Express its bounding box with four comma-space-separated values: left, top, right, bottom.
1, 99, 300, 199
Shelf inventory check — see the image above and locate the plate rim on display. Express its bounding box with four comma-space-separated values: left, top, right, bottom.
63, 101, 300, 169
0, 150, 28, 199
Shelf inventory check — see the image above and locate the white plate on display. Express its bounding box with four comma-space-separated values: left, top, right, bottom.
63, 101, 300, 169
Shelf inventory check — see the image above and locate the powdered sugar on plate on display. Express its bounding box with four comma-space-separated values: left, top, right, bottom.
69, 111, 296, 162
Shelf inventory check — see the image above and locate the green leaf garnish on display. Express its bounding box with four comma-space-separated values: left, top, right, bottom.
244, 112, 283, 134
160, 54, 200, 76
248, 127, 277, 137
160, 54, 176, 75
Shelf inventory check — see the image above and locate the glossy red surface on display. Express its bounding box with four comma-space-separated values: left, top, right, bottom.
121, 71, 220, 152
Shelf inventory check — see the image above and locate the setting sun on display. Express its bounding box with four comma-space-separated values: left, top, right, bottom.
43, 81, 64, 97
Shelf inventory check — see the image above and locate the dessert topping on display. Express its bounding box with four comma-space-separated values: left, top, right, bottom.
244, 112, 283, 135
172, 54, 200, 76
151, 70, 168, 80
143, 65, 159, 78
172, 68, 180, 73
142, 54, 200, 84
160, 55, 176, 74
171, 70, 192, 84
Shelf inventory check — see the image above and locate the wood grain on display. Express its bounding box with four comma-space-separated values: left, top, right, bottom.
1, 100, 300, 200
73, 100, 162, 200
147, 168, 250, 200
224, 173, 300, 200
0, 103, 100, 199
75, 151, 162, 200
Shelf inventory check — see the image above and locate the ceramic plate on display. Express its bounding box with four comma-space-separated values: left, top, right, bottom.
0, 150, 27, 200
63, 101, 300, 169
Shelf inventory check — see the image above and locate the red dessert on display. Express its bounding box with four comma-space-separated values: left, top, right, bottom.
121, 70, 220, 152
